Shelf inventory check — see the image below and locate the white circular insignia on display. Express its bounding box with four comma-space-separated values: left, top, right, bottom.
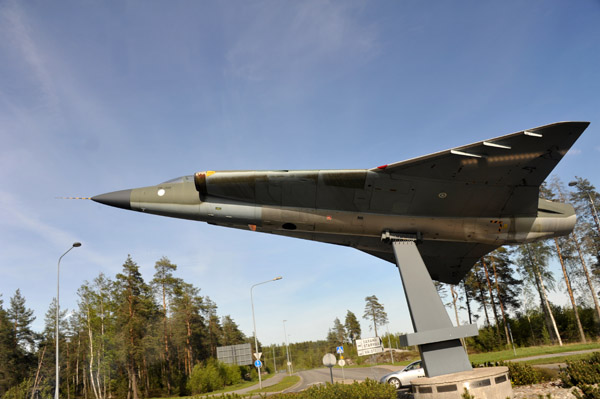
157, 189, 166, 197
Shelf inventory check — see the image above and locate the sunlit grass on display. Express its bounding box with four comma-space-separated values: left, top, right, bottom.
249, 375, 300, 393
468, 342, 600, 364
150, 373, 275, 399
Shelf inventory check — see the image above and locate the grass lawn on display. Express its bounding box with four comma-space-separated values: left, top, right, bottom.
150, 373, 276, 399
339, 342, 600, 370
249, 375, 301, 393
468, 342, 600, 365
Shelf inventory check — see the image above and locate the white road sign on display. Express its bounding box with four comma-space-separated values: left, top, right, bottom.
356, 337, 383, 356
322, 353, 336, 367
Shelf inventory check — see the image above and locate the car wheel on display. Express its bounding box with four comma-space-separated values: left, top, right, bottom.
387, 377, 401, 389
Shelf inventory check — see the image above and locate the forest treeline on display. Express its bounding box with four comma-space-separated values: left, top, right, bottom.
1, 177, 599, 398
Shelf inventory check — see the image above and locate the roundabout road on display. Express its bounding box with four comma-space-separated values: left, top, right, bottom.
289, 366, 396, 392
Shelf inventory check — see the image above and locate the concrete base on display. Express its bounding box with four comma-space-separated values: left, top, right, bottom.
411, 367, 512, 399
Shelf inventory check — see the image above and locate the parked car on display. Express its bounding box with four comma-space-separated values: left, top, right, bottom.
379, 360, 425, 389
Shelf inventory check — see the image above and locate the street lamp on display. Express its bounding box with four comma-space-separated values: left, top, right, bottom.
569, 181, 600, 235
283, 320, 292, 376
250, 276, 282, 389
56, 242, 81, 399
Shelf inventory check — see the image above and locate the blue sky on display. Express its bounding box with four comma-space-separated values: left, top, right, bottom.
1, 0, 599, 346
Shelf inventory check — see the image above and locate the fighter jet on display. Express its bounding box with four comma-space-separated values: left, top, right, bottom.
92, 121, 589, 284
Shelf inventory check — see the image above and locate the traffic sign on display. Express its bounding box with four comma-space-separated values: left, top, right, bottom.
336, 346, 344, 354
254, 352, 262, 360
254, 359, 262, 368
322, 353, 336, 368
338, 359, 346, 367
356, 337, 384, 357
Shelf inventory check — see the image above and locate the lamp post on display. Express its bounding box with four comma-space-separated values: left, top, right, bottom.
250, 276, 282, 389
56, 242, 81, 399
283, 320, 291, 376
569, 181, 600, 235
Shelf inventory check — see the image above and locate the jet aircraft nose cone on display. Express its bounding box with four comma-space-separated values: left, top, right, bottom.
92, 189, 132, 210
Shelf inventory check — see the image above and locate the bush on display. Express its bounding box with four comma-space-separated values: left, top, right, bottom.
267, 379, 396, 399
506, 362, 544, 386
188, 359, 248, 394
221, 362, 242, 386
573, 384, 600, 399
560, 352, 600, 388
3, 379, 31, 399
473, 361, 547, 386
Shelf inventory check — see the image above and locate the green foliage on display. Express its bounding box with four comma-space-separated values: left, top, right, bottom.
560, 352, 600, 388
2, 378, 31, 399
344, 310, 361, 344
506, 362, 544, 386
187, 359, 248, 394
267, 379, 396, 399
363, 295, 388, 337
461, 387, 476, 399
474, 360, 548, 386
574, 384, 600, 399
467, 325, 505, 352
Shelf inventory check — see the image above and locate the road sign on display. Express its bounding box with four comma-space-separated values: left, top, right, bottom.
338, 359, 346, 367
254, 352, 262, 360
356, 337, 384, 357
254, 359, 262, 368
287, 361, 292, 366
217, 343, 253, 366
322, 353, 336, 368
336, 346, 344, 354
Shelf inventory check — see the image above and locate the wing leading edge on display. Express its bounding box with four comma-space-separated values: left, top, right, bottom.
372, 121, 589, 217
367, 121, 589, 282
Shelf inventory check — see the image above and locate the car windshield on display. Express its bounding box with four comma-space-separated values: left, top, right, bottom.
405, 361, 422, 371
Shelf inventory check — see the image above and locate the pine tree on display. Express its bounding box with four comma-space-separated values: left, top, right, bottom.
201, 297, 221, 358
0, 294, 26, 396
171, 282, 205, 376
221, 315, 246, 346
151, 257, 180, 394
329, 318, 346, 345
544, 179, 588, 342
344, 310, 361, 344
8, 288, 36, 349
516, 243, 562, 346
113, 255, 158, 399
363, 295, 388, 337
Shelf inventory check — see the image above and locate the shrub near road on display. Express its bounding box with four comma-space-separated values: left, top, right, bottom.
560, 352, 600, 398
269, 379, 396, 399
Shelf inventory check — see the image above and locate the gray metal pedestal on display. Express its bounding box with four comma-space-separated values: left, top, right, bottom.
388, 236, 478, 377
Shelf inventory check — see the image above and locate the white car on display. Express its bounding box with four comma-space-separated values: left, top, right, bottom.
379, 360, 425, 389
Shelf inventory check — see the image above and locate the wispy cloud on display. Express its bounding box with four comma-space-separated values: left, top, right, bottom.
225, 0, 377, 82
0, 0, 58, 113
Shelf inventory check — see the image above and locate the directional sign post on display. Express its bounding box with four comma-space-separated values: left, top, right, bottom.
356, 337, 384, 357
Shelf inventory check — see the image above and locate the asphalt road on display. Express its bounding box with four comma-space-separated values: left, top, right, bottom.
288, 366, 397, 392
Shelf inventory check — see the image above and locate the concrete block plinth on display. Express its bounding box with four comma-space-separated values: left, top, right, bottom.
411, 367, 512, 399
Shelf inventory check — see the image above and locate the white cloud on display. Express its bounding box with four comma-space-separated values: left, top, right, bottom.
0, 0, 59, 113
225, 0, 377, 82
